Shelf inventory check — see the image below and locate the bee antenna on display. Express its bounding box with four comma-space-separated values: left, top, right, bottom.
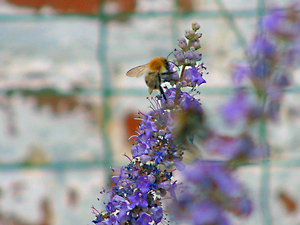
166, 51, 173, 60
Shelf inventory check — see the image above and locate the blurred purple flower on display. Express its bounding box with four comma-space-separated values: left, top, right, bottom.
263, 8, 300, 40
220, 90, 255, 125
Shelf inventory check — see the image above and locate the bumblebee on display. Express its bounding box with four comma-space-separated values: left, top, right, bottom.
126, 57, 170, 100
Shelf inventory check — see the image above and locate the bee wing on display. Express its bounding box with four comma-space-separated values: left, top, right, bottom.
126, 64, 149, 78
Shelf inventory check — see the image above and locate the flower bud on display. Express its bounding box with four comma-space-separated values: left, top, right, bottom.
185, 29, 196, 40
196, 33, 202, 38
192, 21, 200, 31
194, 53, 202, 61
184, 29, 190, 39
176, 82, 182, 88
173, 49, 185, 63
185, 50, 196, 60
177, 38, 188, 50
191, 39, 201, 50
189, 29, 196, 36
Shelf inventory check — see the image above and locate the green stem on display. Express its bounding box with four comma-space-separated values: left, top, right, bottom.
174, 65, 186, 104
258, 92, 273, 225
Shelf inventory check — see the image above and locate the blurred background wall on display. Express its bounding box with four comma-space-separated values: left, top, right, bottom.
0, 0, 300, 224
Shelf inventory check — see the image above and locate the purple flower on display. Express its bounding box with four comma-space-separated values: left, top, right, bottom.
111, 195, 131, 210
158, 180, 177, 200
262, 8, 300, 40
182, 92, 203, 111
136, 212, 153, 225
220, 90, 254, 125
128, 191, 148, 208
101, 215, 117, 225
231, 198, 253, 217
203, 134, 265, 161
173, 160, 186, 171
232, 62, 251, 86
183, 161, 243, 198
131, 143, 148, 158
248, 34, 276, 60
149, 206, 163, 224
190, 66, 206, 86
140, 154, 152, 164
136, 175, 151, 193
141, 120, 158, 138
191, 201, 229, 225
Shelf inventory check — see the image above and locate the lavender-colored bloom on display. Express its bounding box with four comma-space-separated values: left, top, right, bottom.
136, 212, 153, 225
262, 8, 300, 40
131, 143, 148, 158
191, 201, 229, 225
98, 215, 118, 225
248, 34, 276, 60
158, 180, 177, 200
183, 66, 206, 86
190, 66, 206, 86
267, 100, 280, 121
203, 134, 266, 161
173, 160, 186, 171
140, 154, 152, 164
128, 191, 148, 208
272, 70, 290, 87
111, 167, 128, 185
141, 120, 158, 138
232, 198, 253, 217
111, 195, 131, 210
149, 206, 163, 224
184, 161, 242, 198
136, 175, 151, 193
232, 62, 251, 86
220, 90, 253, 125
181, 93, 202, 112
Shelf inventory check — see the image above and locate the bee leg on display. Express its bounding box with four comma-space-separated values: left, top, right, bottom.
160, 71, 175, 75
157, 73, 167, 101
159, 85, 167, 100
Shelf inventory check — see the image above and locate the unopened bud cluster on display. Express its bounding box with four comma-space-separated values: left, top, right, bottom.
174, 22, 202, 66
